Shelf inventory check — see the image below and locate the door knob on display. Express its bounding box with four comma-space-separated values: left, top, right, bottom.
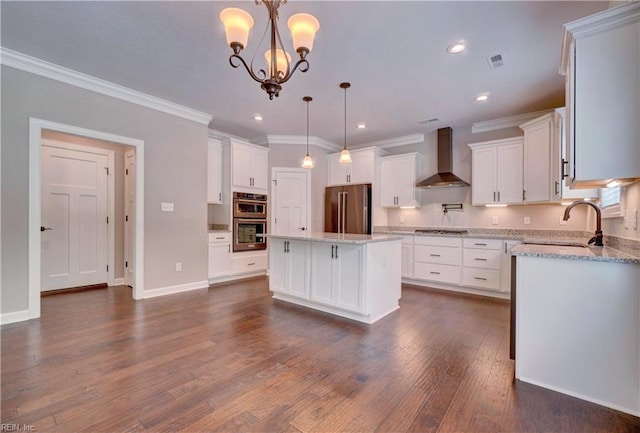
298, 227, 306, 231
41, 226, 53, 232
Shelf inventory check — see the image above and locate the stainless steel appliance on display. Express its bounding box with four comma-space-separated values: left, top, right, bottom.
233, 192, 268, 218
324, 183, 372, 234
233, 192, 268, 252
416, 127, 470, 188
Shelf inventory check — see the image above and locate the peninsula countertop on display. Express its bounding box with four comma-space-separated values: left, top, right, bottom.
267, 232, 403, 245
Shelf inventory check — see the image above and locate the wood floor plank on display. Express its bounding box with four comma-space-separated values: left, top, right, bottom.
1, 280, 637, 432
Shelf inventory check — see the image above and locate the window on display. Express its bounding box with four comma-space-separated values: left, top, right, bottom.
600, 186, 622, 218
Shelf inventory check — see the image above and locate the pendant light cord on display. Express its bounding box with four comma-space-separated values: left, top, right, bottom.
307, 99, 310, 153
343, 85, 347, 151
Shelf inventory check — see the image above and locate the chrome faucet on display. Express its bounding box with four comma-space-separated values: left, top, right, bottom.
562, 200, 603, 246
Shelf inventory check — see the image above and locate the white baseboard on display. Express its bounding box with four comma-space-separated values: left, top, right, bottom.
109, 278, 125, 286
142, 280, 208, 299
1, 309, 31, 325
208, 271, 266, 286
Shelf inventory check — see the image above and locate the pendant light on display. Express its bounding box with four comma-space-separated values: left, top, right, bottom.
302, 96, 314, 169
339, 82, 352, 163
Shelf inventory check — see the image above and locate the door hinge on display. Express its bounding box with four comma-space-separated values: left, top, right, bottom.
125, 261, 128, 268
125, 215, 128, 222
125, 168, 129, 175
106, 216, 109, 224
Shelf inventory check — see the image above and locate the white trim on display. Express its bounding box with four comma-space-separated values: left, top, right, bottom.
360, 134, 425, 149
40, 139, 117, 287
110, 278, 125, 287
28, 118, 146, 323
472, 109, 553, 133
403, 278, 510, 300
142, 280, 208, 299
516, 376, 639, 417
252, 135, 340, 152
0, 310, 31, 325
1, 48, 213, 125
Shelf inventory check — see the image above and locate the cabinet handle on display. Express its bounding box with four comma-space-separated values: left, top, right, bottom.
474, 277, 487, 281
335, 245, 339, 259
493, 191, 496, 202
430, 254, 441, 257
219, 192, 222, 202
228, 244, 230, 253
248, 262, 255, 266
215, 236, 224, 239
474, 258, 488, 261
498, 191, 501, 202
284, 241, 287, 253
562, 159, 568, 179
522, 190, 526, 201
287, 241, 290, 253
430, 271, 440, 275
331, 245, 335, 259
474, 243, 487, 246
554, 181, 559, 195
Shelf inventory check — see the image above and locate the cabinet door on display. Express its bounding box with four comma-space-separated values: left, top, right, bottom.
251, 148, 269, 190
269, 240, 287, 293
208, 242, 231, 279
310, 242, 335, 305
207, 141, 222, 203
401, 243, 413, 278
232, 144, 253, 189
471, 147, 497, 205
350, 151, 374, 184
327, 155, 349, 185
288, 240, 310, 299
334, 244, 363, 313
496, 143, 523, 204
523, 118, 551, 203
379, 159, 398, 207
396, 157, 418, 206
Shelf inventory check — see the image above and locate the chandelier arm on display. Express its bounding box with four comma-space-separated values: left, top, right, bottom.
273, 13, 291, 79
278, 59, 309, 84
229, 54, 267, 84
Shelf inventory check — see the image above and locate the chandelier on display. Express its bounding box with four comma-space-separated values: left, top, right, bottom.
220, 1, 320, 100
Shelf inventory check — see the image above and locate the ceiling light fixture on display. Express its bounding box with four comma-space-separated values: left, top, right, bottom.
476, 94, 489, 102
253, 114, 263, 121
339, 82, 352, 163
446, 41, 466, 54
302, 96, 314, 169
219, 2, 319, 100
357, 122, 366, 129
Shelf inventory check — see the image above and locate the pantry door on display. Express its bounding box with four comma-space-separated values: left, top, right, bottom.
271, 168, 310, 235
41, 145, 109, 291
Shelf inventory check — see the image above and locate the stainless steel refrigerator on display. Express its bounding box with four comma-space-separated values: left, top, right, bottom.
324, 183, 372, 234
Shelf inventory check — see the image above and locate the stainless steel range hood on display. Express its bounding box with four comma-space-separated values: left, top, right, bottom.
416, 127, 470, 188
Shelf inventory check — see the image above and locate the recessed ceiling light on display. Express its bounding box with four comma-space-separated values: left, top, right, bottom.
446, 41, 466, 54
357, 122, 366, 129
475, 94, 489, 102
253, 114, 263, 121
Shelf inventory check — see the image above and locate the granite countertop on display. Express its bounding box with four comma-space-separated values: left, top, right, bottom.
374, 226, 640, 264
266, 232, 403, 245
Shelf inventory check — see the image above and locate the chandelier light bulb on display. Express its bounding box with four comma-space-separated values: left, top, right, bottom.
264, 49, 292, 78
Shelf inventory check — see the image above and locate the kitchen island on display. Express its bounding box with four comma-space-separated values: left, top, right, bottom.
511, 243, 640, 416
267, 233, 402, 324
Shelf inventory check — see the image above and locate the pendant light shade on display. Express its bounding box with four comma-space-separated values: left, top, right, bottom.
302, 96, 314, 169
339, 82, 352, 163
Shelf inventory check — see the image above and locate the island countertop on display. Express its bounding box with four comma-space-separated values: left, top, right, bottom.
266, 232, 403, 244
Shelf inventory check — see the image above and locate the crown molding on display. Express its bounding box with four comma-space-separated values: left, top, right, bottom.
251, 135, 340, 151
0, 47, 213, 125
361, 134, 425, 149
471, 109, 554, 133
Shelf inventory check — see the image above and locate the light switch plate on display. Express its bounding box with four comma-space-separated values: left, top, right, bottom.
492, 216, 499, 225
161, 202, 174, 212
524, 217, 531, 225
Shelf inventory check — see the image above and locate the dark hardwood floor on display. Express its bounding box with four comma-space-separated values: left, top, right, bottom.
2, 278, 638, 432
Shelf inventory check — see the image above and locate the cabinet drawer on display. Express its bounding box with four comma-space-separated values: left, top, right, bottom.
462, 268, 501, 291
208, 232, 232, 243
414, 236, 462, 248
414, 245, 461, 266
231, 253, 267, 275
414, 263, 460, 285
463, 238, 502, 250
463, 248, 501, 270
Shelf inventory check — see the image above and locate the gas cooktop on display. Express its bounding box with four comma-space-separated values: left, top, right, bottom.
414, 229, 469, 235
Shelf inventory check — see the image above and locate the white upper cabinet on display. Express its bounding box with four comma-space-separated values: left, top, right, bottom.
327, 147, 382, 186
207, 138, 222, 204
520, 113, 554, 203
560, 2, 640, 187
469, 137, 524, 205
380, 153, 422, 208
227, 139, 270, 192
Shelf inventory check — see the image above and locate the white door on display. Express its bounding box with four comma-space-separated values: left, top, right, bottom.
271, 168, 310, 235
41, 145, 109, 291
124, 149, 135, 287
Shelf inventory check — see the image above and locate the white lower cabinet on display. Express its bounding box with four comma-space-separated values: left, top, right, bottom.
413, 236, 461, 285
311, 242, 363, 313
400, 235, 414, 279
208, 232, 231, 279
269, 239, 309, 299
462, 238, 502, 292
231, 251, 268, 275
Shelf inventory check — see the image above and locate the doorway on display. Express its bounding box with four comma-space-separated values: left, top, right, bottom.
270, 167, 311, 235
28, 118, 145, 320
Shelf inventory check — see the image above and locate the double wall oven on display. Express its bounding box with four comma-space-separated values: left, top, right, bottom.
233, 192, 267, 252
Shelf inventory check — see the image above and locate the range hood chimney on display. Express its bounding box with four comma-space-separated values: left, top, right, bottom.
416, 127, 470, 188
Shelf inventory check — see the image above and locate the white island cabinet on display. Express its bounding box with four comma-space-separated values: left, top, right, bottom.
268, 233, 402, 324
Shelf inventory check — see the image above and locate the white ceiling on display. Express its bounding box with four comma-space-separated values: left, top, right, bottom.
1, 1, 610, 146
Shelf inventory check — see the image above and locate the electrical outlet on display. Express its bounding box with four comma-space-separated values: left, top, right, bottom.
161, 202, 174, 212
175, 262, 182, 272
492, 216, 499, 225
524, 217, 531, 225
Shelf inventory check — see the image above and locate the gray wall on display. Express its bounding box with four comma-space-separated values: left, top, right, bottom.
1, 66, 208, 314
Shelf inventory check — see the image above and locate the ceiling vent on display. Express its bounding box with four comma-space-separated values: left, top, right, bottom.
418, 117, 440, 124
487, 53, 505, 69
